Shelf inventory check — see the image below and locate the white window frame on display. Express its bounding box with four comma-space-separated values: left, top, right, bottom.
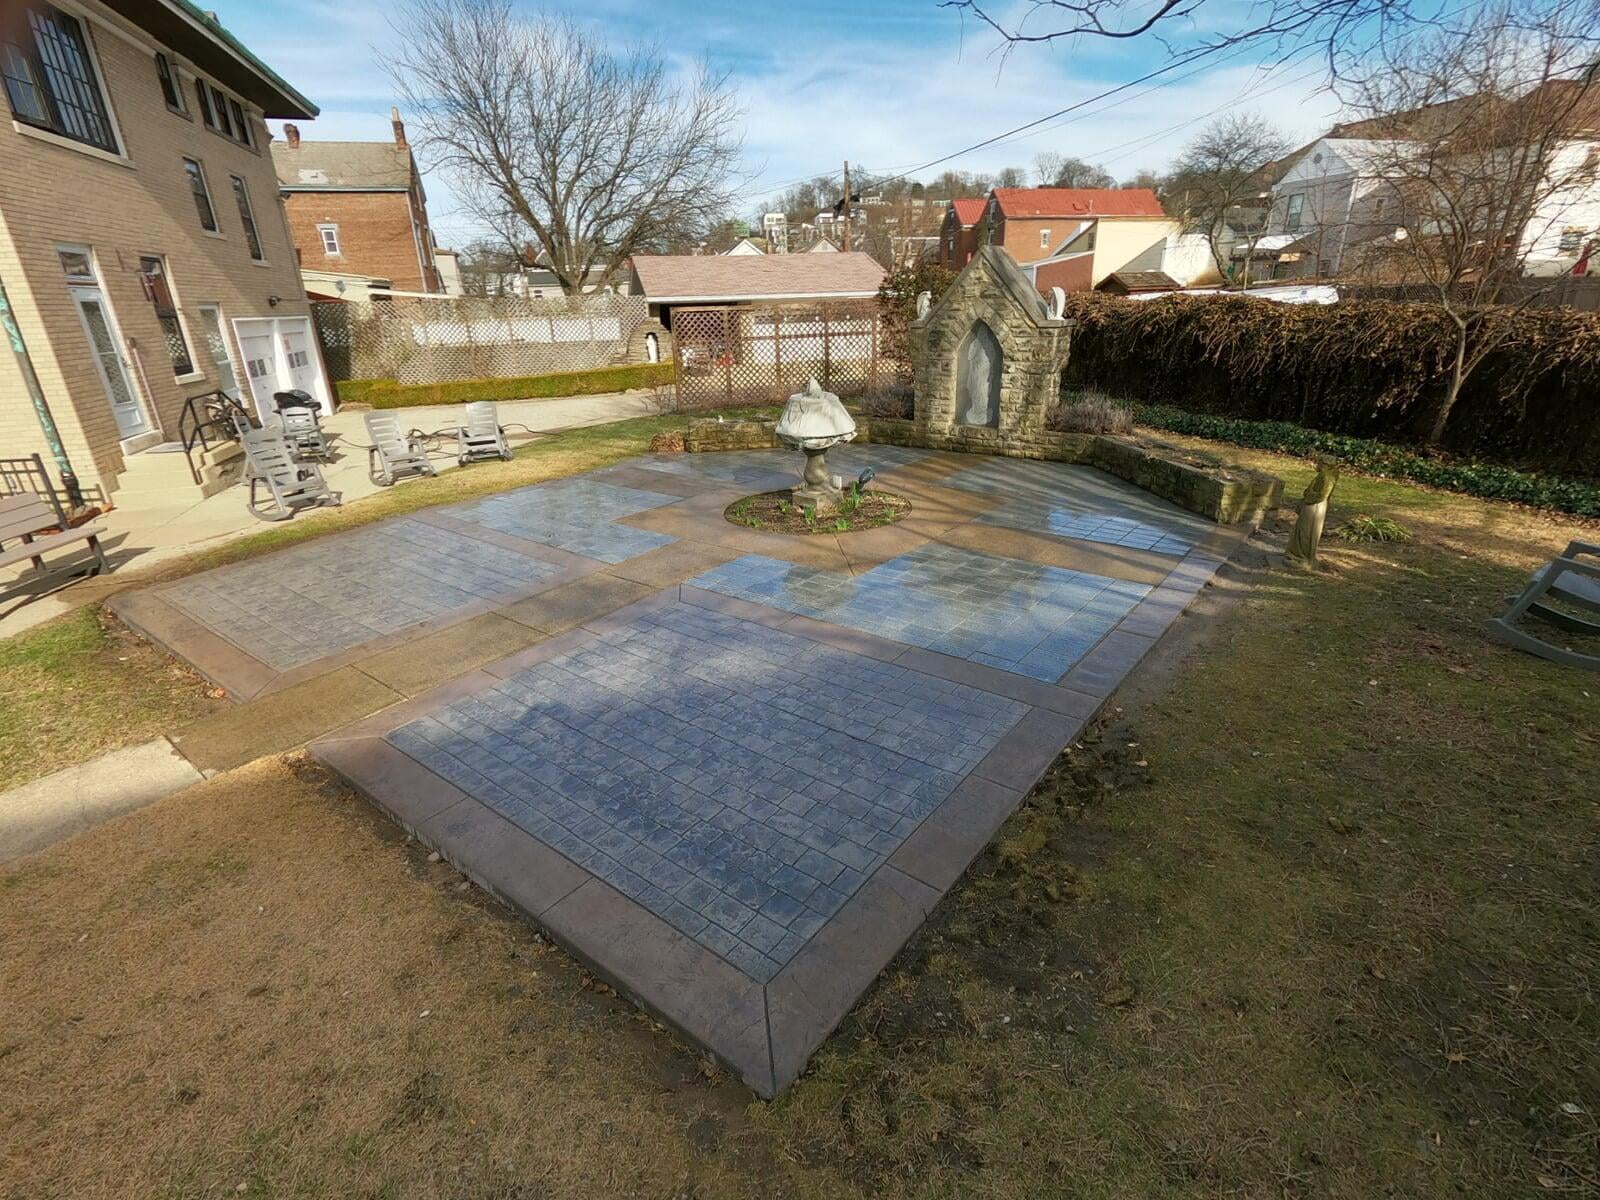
196, 302, 242, 398
1285, 194, 1305, 232
317, 223, 342, 257
138, 252, 203, 383
1040, 228, 1051, 249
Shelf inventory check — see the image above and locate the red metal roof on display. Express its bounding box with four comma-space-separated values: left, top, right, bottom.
948, 198, 987, 225
992, 187, 1166, 219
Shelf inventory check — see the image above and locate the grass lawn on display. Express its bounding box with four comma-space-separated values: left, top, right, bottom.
1, 428, 1597, 1197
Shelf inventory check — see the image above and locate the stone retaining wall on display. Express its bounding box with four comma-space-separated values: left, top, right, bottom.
684, 415, 1282, 525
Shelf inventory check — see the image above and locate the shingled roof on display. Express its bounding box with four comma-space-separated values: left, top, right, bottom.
272, 141, 413, 191
630, 253, 886, 303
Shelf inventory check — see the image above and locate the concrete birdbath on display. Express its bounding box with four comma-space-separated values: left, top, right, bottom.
775, 377, 857, 514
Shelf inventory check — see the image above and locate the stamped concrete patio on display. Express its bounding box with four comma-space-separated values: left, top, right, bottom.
112, 444, 1248, 1097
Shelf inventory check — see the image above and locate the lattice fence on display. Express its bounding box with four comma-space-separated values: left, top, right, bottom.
312, 292, 650, 384
671, 301, 885, 409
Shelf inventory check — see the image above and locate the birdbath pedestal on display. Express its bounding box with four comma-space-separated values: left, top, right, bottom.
775, 377, 857, 514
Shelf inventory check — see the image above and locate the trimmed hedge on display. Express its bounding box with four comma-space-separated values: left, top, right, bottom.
1059, 294, 1600, 478
1134, 403, 1600, 517
337, 363, 674, 408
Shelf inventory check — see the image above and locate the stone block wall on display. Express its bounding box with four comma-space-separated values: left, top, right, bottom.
684, 419, 781, 452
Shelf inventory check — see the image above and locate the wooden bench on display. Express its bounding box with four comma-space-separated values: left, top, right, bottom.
0, 492, 110, 599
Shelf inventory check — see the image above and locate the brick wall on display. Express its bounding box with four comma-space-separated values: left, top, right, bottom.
283, 189, 436, 293
0, 7, 314, 498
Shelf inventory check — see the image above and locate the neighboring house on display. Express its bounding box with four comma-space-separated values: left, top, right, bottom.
433, 246, 463, 295
300, 269, 391, 303
723, 237, 766, 256
805, 238, 840, 253
272, 109, 442, 294
1259, 138, 1410, 279
1265, 83, 1600, 281
936, 198, 986, 269
0, 0, 326, 506
628, 252, 886, 324
978, 187, 1181, 293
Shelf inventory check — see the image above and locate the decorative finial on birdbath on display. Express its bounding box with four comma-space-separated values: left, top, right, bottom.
774, 376, 857, 513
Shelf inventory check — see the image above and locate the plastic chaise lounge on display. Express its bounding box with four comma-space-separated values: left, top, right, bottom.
241, 425, 342, 522
1485, 540, 1600, 671
0, 492, 110, 604
456, 401, 513, 465
365, 410, 436, 486
278, 402, 332, 462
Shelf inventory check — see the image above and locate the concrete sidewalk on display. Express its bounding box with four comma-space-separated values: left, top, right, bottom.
0, 391, 659, 641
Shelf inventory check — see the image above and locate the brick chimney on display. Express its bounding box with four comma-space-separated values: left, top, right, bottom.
390, 106, 407, 148
283, 123, 300, 149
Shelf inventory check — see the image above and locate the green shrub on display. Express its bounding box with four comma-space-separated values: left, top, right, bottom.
1059, 293, 1600, 476
1134, 403, 1600, 517
336, 363, 674, 408
1336, 515, 1415, 543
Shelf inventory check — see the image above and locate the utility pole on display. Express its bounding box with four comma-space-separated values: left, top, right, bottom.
842, 160, 851, 252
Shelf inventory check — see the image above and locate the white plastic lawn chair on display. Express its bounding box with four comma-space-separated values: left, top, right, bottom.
1485, 540, 1600, 671
241, 425, 342, 521
456, 401, 512, 465
279, 403, 331, 462
365, 411, 436, 486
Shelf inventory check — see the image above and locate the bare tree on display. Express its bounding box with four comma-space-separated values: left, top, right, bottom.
385, 0, 745, 295
1033, 152, 1117, 188
1338, 0, 1598, 443
1165, 114, 1291, 286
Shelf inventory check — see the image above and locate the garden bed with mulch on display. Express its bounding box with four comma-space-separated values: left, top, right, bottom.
724, 489, 911, 535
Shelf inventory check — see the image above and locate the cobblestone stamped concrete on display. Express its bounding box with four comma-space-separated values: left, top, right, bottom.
161, 518, 565, 672
445, 478, 682, 564
386, 602, 1025, 981
690, 543, 1150, 681
637, 444, 929, 487
943, 458, 1210, 556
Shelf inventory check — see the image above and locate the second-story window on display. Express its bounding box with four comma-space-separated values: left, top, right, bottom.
155, 51, 184, 113
1040, 228, 1051, 249
231, 175, 262, 261
1285, 194, 1305, 232
183, 158, 216, 232
196, 77, 253, 147
1, 4, 118, 154
138, 256, 194, 377
317, 224, 341, 256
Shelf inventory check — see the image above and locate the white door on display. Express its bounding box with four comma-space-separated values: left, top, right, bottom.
70, 286, 148, 439
279, 320, 318, 395
197, 304, 241, 400
235, 326, 278, 419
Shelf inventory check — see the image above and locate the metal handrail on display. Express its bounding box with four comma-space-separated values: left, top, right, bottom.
177, 390, 252, 486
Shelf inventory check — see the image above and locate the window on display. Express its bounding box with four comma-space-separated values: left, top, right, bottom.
231, 175, 262, 260
2, 4, 118, 153
57, 246, 93, 281
138, 256, 194, 377
155, 51, 183, 112
228, 97, 249, 146
317, 224, 341, 256
1559, 227, 1587, 254
1285, 194, 1305, 232
196, 76, 252, 146
1040, 228, 1051, 249
183, 158, 216, 232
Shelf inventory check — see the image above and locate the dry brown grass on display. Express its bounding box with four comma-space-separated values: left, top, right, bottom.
0, 756, 821, 1200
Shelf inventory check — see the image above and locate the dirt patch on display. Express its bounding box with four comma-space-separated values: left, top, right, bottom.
724, 490, 910, 535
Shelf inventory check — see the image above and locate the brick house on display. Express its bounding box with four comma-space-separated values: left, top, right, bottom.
976, 187, 1181, 293
936, 198, 986, 270
272, 109, 443, 295
0, 0, 327, 507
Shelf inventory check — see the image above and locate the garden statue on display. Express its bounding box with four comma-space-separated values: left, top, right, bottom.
1287, 457, 1341, 567
774, 377, 857, 513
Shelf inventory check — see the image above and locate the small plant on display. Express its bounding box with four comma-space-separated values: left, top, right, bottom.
1336, 514, 1414, 543
833, 517, 849, 532
1046, 389, 1135, 435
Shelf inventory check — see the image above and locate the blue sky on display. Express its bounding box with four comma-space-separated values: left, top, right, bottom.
212, 0, 1344, 246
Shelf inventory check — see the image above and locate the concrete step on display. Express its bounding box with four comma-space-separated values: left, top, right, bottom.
113, 442, 246, 506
